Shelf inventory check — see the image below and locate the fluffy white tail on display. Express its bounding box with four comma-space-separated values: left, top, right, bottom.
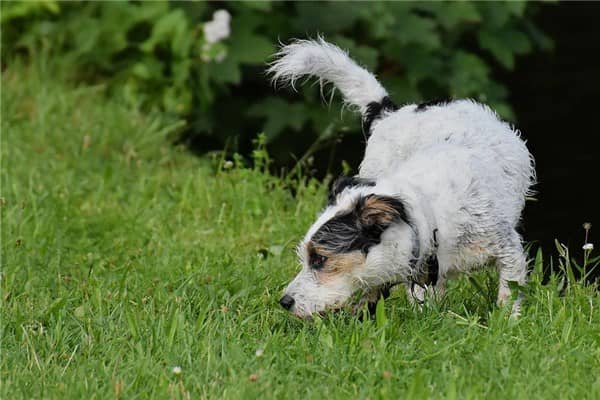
267, 38, 389, 115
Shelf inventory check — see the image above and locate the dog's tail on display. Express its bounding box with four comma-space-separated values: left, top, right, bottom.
267, 38, 395, 123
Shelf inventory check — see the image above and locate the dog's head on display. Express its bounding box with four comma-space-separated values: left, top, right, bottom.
280, 180, 416, 318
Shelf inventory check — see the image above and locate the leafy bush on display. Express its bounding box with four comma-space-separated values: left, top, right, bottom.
2, 0, 552, 172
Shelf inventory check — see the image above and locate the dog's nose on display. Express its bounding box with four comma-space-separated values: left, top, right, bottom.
279, 294, 295, 310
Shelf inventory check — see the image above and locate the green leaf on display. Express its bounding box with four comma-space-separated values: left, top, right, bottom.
131, 58, 164, 80
172, 58, 192, 85
416, 2, 481, 30
294, 2, 364, 33
229, 33, 274, 64
241, 1, 272, 12
126, 309, 139, 340
479, 28, 532, 69
375, 296, 387, 328
476, 3, 512, 28
162, 86, 192, 114
1, 0, 60, 23
479, 30, 515, 69
167, 308, 181, 348
247, 98, 310, 141
206, 57, 241, 85
318, 324, 334, 348
141, 9, 189, 53
393, 44, 444, 85
391, 13, 440, 49
504, 0, 528, 17
45, 297, 67, 319
449, 51, 490, 97
361, 2, 398, 39
381, 76, 422, 104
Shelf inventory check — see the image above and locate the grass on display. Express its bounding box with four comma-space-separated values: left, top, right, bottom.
1, 62, 599, 400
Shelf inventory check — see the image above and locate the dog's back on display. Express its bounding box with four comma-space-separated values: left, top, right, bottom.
268, 38, 535, 209
361, 99, 536, 212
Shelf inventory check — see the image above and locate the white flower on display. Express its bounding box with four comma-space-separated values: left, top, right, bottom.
223, 160, 234, 169
172, 366, 182, 375
203, 10, 231, 44
583, 243, 594, 251
213, 10, 231, 23
255, 348, 264, 357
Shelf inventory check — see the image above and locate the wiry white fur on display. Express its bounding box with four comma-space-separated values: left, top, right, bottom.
275, 40, 536, 318
267, 38, 388, 114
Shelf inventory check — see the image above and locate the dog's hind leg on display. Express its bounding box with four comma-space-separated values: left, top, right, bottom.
495, 229, 528, 317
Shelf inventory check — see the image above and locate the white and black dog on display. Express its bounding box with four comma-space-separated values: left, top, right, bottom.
268, 39, 536, 318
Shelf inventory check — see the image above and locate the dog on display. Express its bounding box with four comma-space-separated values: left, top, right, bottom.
268, 38, 536, 318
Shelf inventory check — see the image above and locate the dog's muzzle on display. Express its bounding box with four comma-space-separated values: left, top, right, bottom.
279, 294, 295, 310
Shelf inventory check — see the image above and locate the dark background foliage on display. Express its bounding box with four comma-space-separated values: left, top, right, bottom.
498, 2, 599, 262
2, 1, 598, 262
2, 1, 549, 160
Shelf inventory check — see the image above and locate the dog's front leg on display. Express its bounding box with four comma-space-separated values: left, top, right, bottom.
353, 284, 393, 316
405, 278, 446, 307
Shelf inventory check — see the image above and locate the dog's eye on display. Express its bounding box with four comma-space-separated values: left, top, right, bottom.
309, 253, 328, 270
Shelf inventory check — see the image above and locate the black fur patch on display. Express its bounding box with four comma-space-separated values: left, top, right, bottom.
415, 98, 453, 112
424, 254, 439, 285
362, 96, 398, 136
312, 195, 409, 255
423, 228, 439, 285
328, 176, 375, 205
366, 284, 393, 316
409, 228, 440, 288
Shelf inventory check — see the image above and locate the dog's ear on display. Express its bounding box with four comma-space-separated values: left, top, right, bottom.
328, 176, 375, 205
346, 194, 409, 253
312, 193, 408, 255
356, 194, 408, 229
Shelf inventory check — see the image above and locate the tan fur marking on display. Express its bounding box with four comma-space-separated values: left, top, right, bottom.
360, 196, 399, 225
316, 249, 366, 284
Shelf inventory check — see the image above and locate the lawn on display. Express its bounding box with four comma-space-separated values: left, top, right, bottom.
1, 63, 599, 400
